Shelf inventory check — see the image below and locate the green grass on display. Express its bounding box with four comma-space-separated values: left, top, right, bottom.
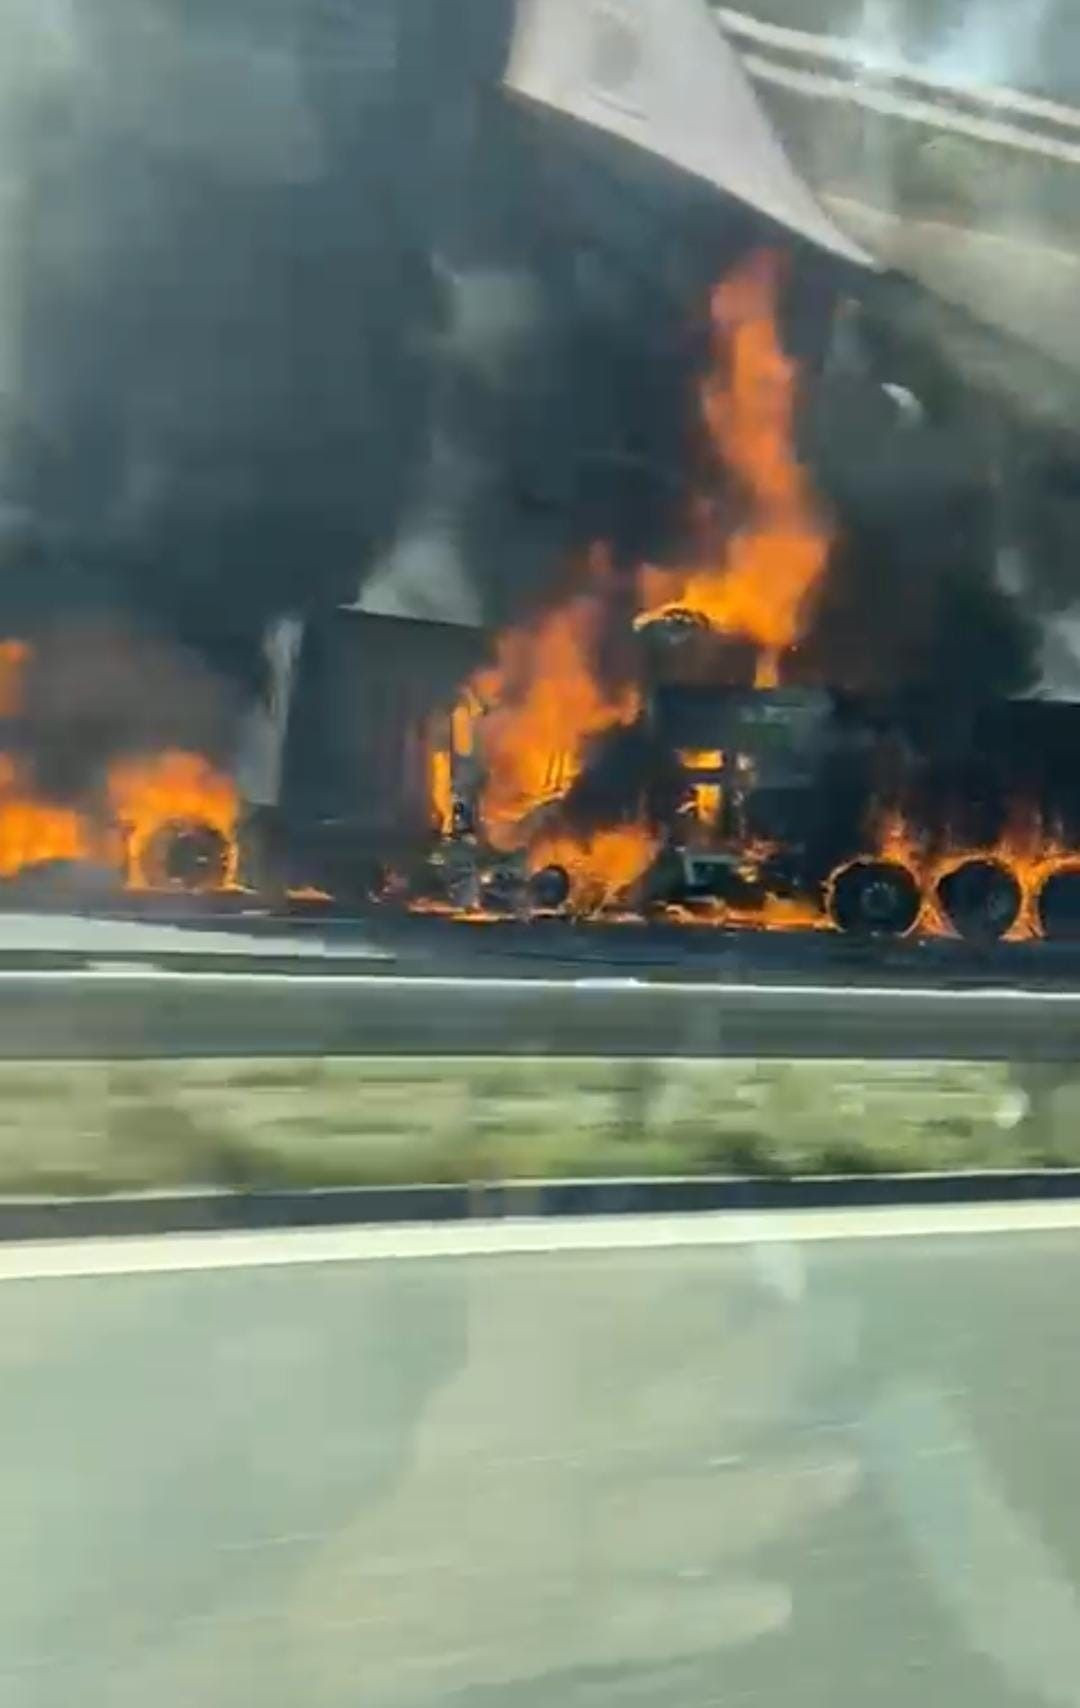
0, 1054, 1071, 1195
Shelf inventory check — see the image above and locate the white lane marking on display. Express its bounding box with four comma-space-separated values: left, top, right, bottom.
570, 978, 645, 990
0, 970, 1077, 1003
716, 6, 1080, 134
1, 1201, 1079, 1281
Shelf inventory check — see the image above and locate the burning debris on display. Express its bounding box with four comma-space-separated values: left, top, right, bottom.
826, 808, 1080, 944
466, 543, 642, 853
0, 753, 96, 880
0, 238, 1075, 943
108, 751, 240, 893
400, 248, 1080, 945
407, 250, 821, 919
0, 639, 242, 899
0, 741, 241, 898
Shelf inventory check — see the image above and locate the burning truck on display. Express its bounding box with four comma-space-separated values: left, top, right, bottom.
0, 241, 1067, 949
2, 0, 1080, 949
413, 669, 1080, 944
372, 250, 1080, 946
0, 245, 1078, 945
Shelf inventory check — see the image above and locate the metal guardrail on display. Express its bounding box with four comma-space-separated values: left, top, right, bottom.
0, 967, 1078, 1060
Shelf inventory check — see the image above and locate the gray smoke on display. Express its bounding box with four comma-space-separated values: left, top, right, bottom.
0, 1, 493, 674
0, 0, 1061, 801
847, 0, 1054, 91
0, 0, 728, 713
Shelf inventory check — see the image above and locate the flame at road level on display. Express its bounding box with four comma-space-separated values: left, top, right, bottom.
829, 806, 1080, 941
469, 546, 640, 852
639, 249, 830, 686
527, 824, 658, 915
0, 754, 94, 877
108, 750, 240, 891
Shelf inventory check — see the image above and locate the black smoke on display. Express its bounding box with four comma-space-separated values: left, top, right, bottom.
0, 0, 1060, 810
798, 287, 1044, 708
1, 0, 452, 666
0, 1, 714, 666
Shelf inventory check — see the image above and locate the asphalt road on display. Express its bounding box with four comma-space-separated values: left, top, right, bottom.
14, 903, 1080, 988
1, 967, 1080, 1060
5, 1203, 1080, 1707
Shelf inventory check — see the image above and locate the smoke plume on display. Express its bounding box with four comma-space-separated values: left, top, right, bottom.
0, 2, 731, 706
0, 0, 1058, 786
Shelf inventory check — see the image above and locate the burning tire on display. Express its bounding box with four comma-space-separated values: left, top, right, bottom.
528, 864, 571, 911
141, 820, 232, 893
935, 858, 1022, 943
636, 608, 712, 647
1036, 867, 1080, 940
828, 859, 921, 937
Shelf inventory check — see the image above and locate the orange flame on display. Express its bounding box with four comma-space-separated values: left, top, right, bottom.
434, 252, 832, 918
107, 750, 240, 891
432, 250, 1080, 945
429, 746, 454, 838
0, 642, 245, 896
825, 804, 1080, 942
0, 640, 30, 719
875, 805, 925, 872
639, 249, 830, 685
528, 824, 658, 916
724, 892, 831, 932
924, 817, 1080, 943
678, 749, 726, 834
469, 546, 640, 851
750, 893, 829, 931
0, 753, 95, 878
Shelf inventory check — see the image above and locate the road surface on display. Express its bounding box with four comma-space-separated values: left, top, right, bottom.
4, 1202, 1080, 1707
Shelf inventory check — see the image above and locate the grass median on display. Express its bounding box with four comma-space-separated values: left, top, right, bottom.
0, 1055, 1076, 1195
